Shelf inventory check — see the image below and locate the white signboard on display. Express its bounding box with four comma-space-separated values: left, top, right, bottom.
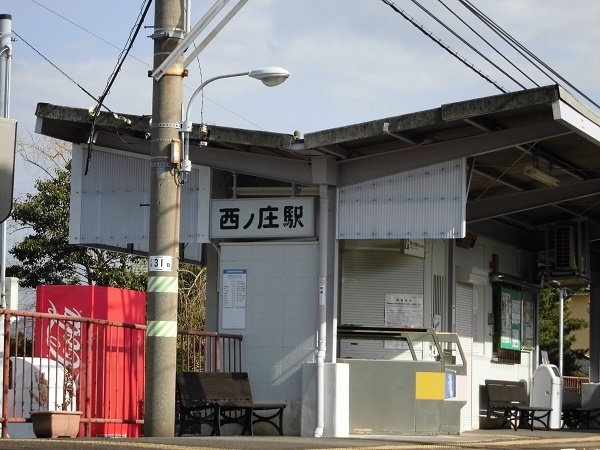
222, 269, 247, 329
211, 197, 314, 239
149, 255, 173, 272
384, 293, 424, 350
403, 239, 425, 258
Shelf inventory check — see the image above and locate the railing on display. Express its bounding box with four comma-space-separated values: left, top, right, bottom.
337, 325, 467, 375
177, 329, 243, 373
0, 308, 243, 438
563, 376, 589, 394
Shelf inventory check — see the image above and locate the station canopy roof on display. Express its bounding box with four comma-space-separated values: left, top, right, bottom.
35, 84, 600, 264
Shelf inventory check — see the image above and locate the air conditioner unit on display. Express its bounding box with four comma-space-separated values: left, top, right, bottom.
555, 225, 577, 270
541, 223, 590, 288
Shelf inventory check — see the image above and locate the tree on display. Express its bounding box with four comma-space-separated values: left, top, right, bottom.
538, 287, 588, 376
7, 135, 147, 290
178, 264, 206, 332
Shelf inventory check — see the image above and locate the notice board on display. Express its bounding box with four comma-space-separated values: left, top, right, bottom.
500, 286, 521, 350
384, 293, 423, 349
222, 269, 247, 329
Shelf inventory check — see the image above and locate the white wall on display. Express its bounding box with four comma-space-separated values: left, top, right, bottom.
219, 242, 319, 434
454, 235, 537, 430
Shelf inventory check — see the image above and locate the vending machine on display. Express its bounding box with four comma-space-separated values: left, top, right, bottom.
36, 285, 146, 437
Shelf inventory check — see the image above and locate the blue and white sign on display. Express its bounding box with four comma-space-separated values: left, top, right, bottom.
211, 197, 315, 239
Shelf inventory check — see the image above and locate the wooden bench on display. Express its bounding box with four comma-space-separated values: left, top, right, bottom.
176, 371, 286, 436
484, 379, 552, 431
562, 386, 600, 429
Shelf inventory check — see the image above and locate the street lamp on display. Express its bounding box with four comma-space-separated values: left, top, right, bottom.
178, 67, 290, 178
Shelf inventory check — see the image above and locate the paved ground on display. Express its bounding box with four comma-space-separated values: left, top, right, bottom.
1, 428, 600, 450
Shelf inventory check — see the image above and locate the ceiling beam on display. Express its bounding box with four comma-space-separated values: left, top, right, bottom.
338, 121, 571, 186
467, 178, 600, 222
189, 145, 313, 185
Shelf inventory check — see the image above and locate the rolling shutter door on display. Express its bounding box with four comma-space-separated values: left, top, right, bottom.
340, 249, 424, 360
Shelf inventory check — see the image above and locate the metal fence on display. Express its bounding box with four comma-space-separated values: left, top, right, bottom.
563, 376, 589, 394
0, 308, 243, 438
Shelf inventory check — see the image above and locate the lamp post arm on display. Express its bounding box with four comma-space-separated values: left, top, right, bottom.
184, 71, 249, 123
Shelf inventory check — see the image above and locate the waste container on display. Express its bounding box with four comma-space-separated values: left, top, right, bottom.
531, 364, 562, 429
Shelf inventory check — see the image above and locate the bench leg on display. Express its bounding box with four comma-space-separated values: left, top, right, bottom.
251, 409, 285, 436
519, 410, 550, 431
212, 406, 222, 436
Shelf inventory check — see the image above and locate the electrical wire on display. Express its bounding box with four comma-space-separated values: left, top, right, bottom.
379, 0, 507, 93
13, 30, 104, 108
408, 0, 525, 90
87, 0, 153, 174
434, 0, 539, 89
458, 0, 600, 110
27, 0, 151, 68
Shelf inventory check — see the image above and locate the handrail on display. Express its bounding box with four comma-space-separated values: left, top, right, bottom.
337, 324, 467, 375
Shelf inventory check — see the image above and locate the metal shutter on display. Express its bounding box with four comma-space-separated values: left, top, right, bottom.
340, 249, 424, 360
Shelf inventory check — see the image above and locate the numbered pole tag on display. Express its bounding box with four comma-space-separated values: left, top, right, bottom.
149, 255, 173, 272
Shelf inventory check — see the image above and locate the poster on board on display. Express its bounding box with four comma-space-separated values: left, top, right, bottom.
384, 293, 423, 349
222, 269, 247, 329
500, 286, 521, 350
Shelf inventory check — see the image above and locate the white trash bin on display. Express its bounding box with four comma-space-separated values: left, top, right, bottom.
531, 364, 562, 429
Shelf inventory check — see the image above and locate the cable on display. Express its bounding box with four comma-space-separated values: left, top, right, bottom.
27, 0, 151, 68
408, 0, 525, 90
13, 30, 104, 108
458, 0, 600, 110
379, 0, 507, 93
434, 0, 539, 89
87, 0, 153, 174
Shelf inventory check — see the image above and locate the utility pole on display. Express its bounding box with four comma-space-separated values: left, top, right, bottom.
145, 0, 184, 437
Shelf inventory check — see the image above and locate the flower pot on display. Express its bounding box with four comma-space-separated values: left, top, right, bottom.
30, 410, 82, 438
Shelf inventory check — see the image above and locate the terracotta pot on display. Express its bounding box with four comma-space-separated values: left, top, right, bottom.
30, 410, 82, 438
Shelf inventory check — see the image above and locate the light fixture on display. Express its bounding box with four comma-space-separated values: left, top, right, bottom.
523, 165, 560, 187
178, 67, 290, 183
248, 67, 290, 87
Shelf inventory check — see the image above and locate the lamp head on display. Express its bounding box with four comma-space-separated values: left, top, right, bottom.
248, 66, 290, 87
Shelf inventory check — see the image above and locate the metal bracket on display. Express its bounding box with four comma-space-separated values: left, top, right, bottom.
151, 161, 174, 168
147, 69, 188, 78
151, 123, 181, 129
150, 28, 185, 40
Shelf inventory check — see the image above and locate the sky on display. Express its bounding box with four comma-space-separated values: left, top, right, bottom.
1, 0, 599, 214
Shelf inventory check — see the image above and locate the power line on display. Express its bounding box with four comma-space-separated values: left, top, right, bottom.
458, 0, 600, 110
434, 0, 540, 89
408, 0, 526, 90
28, 0, 151, 68
87, 0, 153, 174
379, 0, 507, 93
12, 30, 103, 107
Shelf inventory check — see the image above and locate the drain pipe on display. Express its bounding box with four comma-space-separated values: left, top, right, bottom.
314, 184, 329, 437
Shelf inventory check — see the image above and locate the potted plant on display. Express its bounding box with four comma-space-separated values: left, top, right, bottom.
29, 366, 82, 438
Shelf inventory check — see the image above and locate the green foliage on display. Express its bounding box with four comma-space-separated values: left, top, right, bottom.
10, 331, 33, 357
538, 287, 588, 376
7, 142, 147, 290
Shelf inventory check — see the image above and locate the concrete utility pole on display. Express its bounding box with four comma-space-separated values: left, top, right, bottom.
145, 0, 184, 437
